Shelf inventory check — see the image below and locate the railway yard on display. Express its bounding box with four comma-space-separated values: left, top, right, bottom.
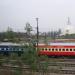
0, 42, 75, 75
39, 58, 75, 75
0, 58, 75, 75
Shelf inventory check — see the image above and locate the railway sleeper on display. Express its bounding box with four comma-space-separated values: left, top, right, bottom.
59, 70, 75, 74
48, 63, 75, 67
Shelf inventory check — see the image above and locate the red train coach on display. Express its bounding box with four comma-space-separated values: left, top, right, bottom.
38, 43, 75, 56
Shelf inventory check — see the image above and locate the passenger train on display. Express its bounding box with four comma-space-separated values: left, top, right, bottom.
1, 42, 75, 57
38, 42, 75, 56
0, 42, 24, 56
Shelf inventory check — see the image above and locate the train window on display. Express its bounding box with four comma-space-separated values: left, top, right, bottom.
12, 48, 15, 51
7, 48, 10, 50
73, 49, 75, 51
17, 48, 19, 51
55, 49, 58, 51
7, 48, 8, 50
52, 48, 54, 51
11, 48, 13, 50
6, 48, 8, 50
59, 49, 61, 51
4, 48, 6, 50
70, 49, 72, 51
16, 48, 18, 51
55, 48, 58, 51
21, 48, 23, 51
14, 47, 16, 51
45, 48, 47, 51
9, 48, 10, 50
62, 49, 65, 51
49, 48, 51, 51
11, 48, 13, 51
15, 48, 18, 51
18, 48, 21, 51
66, 49, 68, 51
42, 48, 44, 50
17, 48, 19, 50
0, 48, 1, 50
2, 48, 4, 50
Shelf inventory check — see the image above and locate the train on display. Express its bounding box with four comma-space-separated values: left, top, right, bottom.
38, 42, 75, 56
1, 41, 75, 57
0, 42, 25, 56
50, 39, 75, 42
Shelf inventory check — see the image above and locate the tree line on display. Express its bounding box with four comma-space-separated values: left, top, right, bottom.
0, 23, 75, 43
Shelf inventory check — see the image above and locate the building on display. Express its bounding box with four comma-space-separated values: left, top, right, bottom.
62, 17, 75, 35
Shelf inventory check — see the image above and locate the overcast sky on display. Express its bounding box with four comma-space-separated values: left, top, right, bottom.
0, 0, 75, 32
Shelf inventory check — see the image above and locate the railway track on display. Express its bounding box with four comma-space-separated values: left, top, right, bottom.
40, 58, 75, 74
59, 69, 75, 74
1, 58, 75, 74
1, 65, 75, 74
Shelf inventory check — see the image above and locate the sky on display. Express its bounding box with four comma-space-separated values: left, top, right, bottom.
0, 0, 75, 32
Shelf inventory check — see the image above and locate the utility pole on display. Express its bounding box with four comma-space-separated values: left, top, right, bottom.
36, 18, 39, 47
44, 32, 47, 44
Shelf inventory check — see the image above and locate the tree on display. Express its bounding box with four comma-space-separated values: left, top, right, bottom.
57, 29, 62, 38
44, 32, 48, 44
58, 29, 62, 35
21, 44, 49, 75
5, 27, 15, 42
25, 22, 33, 36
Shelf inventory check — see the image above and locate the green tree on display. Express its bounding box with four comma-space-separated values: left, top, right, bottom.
5, 27, 15, 42
21, 44, 49, 75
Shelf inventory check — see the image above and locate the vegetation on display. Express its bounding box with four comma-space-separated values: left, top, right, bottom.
21, 44, 49, 70
1, 25, 75, 75
25, 22, 33, 36
0, 44, 49, 75
1, 26, 75, 43
60, 34, 75, 39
